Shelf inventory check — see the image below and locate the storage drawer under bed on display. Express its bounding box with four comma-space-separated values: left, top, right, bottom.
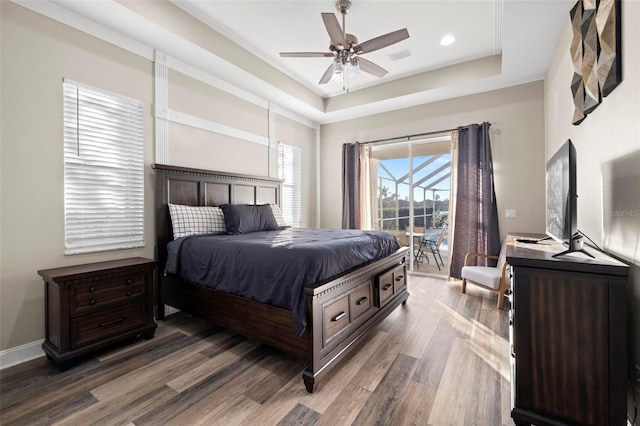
376, 263, 406, 307
322, 279, 374, 346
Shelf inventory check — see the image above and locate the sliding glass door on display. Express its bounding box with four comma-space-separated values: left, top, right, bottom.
372, 136, 451, 276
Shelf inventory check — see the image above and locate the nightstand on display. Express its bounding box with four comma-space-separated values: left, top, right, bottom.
38, 257, 157, 370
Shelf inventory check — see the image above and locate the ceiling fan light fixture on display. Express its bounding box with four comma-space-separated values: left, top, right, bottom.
332, 59, 344, 81
350, 57, 360, 75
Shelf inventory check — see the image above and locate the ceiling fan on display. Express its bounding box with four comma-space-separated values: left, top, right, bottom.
279, 0, 410, 86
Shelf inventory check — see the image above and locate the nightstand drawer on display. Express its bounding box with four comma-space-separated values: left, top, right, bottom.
70, 274, 145, 315
70, 302, 147, 349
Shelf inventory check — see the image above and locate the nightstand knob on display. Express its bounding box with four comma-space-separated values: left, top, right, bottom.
127, 279, 132, 285
89, 286, 96, 293
89, 298, 96, 305
127, 290, 132, 297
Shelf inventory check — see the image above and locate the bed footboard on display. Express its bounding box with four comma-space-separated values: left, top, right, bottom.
302, 247, 409, 392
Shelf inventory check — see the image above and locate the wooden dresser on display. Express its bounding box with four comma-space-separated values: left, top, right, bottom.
38, 257, 157, 369
506, 235, 628, 426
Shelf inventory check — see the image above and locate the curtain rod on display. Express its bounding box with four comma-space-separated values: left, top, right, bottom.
358, 127, 457, 146
358, 122, 496, 146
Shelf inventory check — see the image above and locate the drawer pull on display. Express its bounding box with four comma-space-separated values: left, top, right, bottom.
127, 279, 132, 285
395, 275, 404, 282
356, 296, 368, 306
331, 312, 346, 322
382, 284, 393, 291
89, 298, 96, 305
99, 317, 125, 328
89, 286, 96, 293
127, 290, 132, 296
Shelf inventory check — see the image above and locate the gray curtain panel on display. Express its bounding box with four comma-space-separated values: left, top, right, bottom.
449, 122, 501, 279
342, 142, 361, 229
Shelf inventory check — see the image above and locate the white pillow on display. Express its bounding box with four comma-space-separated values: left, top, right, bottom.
168, 204, 226, 239
270, 204, 288, 227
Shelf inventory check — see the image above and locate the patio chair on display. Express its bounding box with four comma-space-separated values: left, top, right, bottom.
405, 226, 430, 268
421, 226, 447, 270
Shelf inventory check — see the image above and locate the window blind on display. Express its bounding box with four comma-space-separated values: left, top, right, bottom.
63, 79, 144, 254
278, 143, 302, 227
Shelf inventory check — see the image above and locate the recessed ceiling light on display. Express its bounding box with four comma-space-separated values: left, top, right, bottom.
440, 35, 456, 46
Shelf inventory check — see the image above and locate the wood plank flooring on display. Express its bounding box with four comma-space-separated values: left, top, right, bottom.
0, 276, 512, 425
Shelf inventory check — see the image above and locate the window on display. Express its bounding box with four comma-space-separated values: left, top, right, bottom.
278, 143, 302, 227
63, 79, 144, 254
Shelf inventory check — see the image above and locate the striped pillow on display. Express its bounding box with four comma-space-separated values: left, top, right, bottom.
168, 204, 226, 239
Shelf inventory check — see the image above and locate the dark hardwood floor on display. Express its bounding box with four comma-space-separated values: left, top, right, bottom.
0, 276, 512, 425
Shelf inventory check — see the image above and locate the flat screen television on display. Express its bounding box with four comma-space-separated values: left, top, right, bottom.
545, 139, 591, 257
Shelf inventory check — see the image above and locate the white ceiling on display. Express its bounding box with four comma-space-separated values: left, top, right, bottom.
25, 0, 575, 124
176, 0, 504, 98
172, 0, 575, 121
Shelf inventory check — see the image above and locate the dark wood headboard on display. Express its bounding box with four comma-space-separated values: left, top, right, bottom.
152, 163, 283, 271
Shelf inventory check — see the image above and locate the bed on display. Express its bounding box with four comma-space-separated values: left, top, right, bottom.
153, 164, 409, 392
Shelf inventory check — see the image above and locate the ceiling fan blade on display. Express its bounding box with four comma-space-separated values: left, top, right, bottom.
280, 52, 334, 58
319, 63, 335, 84
358, 57, 388, 78
353, 28, 409, 54
321, 12, 346, 48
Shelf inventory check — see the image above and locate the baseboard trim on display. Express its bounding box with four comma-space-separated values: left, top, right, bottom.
0, 340, 45, 370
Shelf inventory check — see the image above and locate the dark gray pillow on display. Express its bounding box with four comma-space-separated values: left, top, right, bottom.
220, 204, 279, 234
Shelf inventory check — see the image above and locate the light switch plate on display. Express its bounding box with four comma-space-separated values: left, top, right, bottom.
506, 209, 517, 218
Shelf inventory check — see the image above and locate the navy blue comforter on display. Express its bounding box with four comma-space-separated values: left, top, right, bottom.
165, 228, 400, 336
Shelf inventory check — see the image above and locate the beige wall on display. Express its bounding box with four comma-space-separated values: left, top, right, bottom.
166, 69, 270, 175
0, 3, 317, 354
0, 2, 155, 351
544, 0, 640, 388
320, 81, 547, 242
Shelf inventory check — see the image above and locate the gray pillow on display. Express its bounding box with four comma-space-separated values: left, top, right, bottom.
220, 204, 279, 234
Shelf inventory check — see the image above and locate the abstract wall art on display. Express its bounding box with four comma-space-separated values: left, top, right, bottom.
570, 0, 622, 125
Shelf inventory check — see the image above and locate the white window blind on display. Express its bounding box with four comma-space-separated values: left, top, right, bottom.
63, 79, 144, 254
278, 143, 302, 227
